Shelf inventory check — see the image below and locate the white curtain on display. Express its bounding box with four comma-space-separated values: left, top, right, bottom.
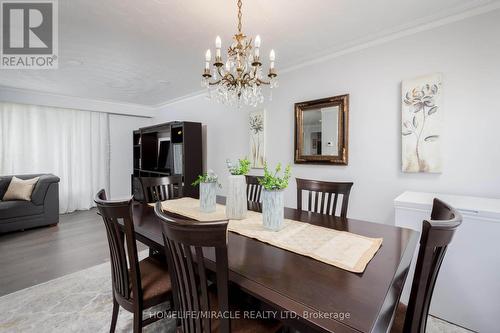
0, 102, 110, 213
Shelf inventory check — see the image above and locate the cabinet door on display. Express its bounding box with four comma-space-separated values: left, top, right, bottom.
172, 143, 183, 175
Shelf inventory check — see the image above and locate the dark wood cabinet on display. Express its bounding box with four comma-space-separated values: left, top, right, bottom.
131, 121, 202, 199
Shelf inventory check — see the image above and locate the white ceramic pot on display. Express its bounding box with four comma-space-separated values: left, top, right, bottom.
226, 175, 247, 219
262, 189, 284, 231
200, 182, 216, 213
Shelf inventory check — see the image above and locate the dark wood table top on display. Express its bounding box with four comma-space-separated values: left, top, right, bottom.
130, 197, 419, 333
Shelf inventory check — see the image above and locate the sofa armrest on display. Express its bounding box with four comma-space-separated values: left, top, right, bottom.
31, 174, 60, 205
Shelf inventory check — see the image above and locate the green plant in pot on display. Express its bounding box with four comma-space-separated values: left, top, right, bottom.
258, 162, 292, 230
225, 158, 251, 219
192, 170, 220, 213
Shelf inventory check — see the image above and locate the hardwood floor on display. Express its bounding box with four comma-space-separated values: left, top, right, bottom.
0, 209, 146, 297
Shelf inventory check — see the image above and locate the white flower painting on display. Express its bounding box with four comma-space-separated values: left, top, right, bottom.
249, 109, 265, 168
402, 73, 442, 173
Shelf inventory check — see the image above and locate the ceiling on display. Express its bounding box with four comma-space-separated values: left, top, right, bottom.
0, 0, 498, 106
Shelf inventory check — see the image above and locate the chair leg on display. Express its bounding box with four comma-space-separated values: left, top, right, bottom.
133, 310, 143, 333
110, 297, 119, 333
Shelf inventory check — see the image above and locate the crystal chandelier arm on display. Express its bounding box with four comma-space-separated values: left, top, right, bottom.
208, 80, 221, 86
207, 65, 227, 85
216, 65, 225, 79
256, 78, 271, 85
222, 72, 236, 85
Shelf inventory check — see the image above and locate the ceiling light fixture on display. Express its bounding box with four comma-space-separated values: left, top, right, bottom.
201, 0, 278, 107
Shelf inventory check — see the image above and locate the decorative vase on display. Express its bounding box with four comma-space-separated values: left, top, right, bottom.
262, 189, 284, 231
200, 182, 216, 213
226, 175, 247, 220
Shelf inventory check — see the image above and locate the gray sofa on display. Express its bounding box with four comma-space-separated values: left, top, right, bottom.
0, 174, 60, 233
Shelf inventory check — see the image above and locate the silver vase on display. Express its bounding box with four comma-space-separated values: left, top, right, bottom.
200, 182, 216, 213
262, 189, 284, 231
226, 175, 247, 220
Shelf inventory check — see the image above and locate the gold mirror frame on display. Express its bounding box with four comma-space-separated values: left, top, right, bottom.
294, 94, 349, 165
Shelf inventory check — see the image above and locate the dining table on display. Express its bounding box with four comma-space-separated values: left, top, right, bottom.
129, 196, 419, 333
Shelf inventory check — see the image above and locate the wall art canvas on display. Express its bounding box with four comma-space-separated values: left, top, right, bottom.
402, 73, 442, 173
249, 109, 265, 168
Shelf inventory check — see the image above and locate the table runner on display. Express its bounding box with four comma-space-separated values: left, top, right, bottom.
153, 198, 383, 273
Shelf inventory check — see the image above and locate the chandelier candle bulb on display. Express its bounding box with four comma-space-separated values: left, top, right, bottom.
255, 35, 261, 47
215, 36, 222, 60
205, 49, 211, 62
269, 49, 275, 61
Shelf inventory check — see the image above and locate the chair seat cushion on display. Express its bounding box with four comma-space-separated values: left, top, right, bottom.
390, 302, 407, 333
0, 200, 44, 219
130, 257, 172, 308
209, 290, 282, 333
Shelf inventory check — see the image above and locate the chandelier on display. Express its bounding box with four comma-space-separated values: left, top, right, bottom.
201, 0, 278, 107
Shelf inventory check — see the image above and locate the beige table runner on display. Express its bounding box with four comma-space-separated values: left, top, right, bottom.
153, 197, 383, 273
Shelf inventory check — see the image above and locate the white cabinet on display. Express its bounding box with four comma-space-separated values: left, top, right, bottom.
394, 191, 500, 333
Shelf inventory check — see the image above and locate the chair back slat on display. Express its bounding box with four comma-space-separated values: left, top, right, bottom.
296, 178, 353, 218
138, 176, 183, 203
320, 192, 327, 213
155, 203, 230, 333
332, 193, 339, 215
245, 175, 263, 203
196, 247, 211, 332
94, 189, 142, 304
324, 193, 330, 214
403, 198, 462, 333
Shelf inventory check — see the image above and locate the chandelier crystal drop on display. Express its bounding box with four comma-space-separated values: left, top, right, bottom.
201, 0, 278, 107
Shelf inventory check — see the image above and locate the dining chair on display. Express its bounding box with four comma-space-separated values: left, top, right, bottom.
391, 198, 462, 333
154, 202, 283, 333
245, 175, 263, 203
139, 175, 183, 203
95, 189, 173, 333
296, 178, 353, 218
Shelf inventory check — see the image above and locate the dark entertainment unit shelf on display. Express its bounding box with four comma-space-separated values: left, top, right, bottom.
132, 121, 202, 199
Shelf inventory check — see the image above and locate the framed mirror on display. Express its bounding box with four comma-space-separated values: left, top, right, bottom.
294, 94, 349, 165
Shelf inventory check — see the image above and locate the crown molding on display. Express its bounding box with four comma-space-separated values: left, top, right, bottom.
155, 1, 500, 110
280, 1, 500, 75
154, 89, 207, 109
0, 86, 156, 117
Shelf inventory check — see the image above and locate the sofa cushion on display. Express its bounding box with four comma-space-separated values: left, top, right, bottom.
3, 176, 40, 201
30, 175, 60, 205
0, 200, 44, 219
0, 177, 11, 199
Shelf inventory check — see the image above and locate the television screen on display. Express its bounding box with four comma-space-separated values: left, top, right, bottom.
157, 140, 171, 172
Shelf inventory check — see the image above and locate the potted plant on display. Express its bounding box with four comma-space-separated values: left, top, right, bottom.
192, 170, 220, 213
225, 158, 251, 219
258, 163, 292, 231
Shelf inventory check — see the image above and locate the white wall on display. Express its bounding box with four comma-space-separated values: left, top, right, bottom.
109, 114, 151, 198
155, 10, 500, 224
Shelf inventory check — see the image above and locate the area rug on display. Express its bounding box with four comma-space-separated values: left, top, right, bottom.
0, 251, 176, 333
0, 255, 471, 333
